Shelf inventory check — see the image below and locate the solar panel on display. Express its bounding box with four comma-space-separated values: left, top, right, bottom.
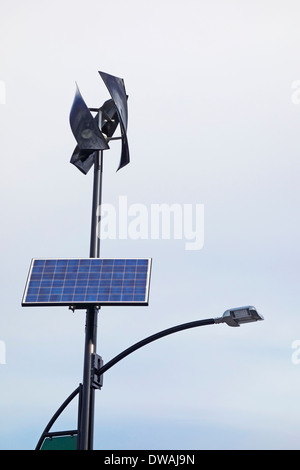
22, 258, 152, 308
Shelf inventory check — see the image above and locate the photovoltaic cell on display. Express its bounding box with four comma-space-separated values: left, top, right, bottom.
22, 258, 152, 308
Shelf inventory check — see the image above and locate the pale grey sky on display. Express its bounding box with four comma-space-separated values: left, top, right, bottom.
1, 0, 300, 450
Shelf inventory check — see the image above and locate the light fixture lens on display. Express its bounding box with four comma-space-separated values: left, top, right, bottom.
232, 308, 250, 319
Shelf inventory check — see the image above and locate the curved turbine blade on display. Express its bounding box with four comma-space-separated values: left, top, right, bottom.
99, 71, 128, 129
69, 84, 109, 151
118, 132, 130, 171
70, 146, 96, 175
99, 71, 130, 170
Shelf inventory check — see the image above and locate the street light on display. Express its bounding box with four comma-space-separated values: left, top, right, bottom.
35, 304, 263, 450
215, 305, 264, 327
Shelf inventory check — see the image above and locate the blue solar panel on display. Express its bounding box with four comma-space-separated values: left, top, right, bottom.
22, 258, 152, 308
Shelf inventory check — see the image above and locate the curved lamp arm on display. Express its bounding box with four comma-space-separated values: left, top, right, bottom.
97, 305, 263, 376
36, 318, 215, 449
35, 306, 263, 449
98, 318, 215, 376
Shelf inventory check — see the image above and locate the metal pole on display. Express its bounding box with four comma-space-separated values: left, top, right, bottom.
79, 150, 103, 450
89, 150, 103, 259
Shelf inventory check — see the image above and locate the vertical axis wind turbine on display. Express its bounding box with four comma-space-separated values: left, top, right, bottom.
69, 71, 130, 450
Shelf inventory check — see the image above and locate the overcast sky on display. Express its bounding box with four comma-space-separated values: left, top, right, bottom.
1, 0, 300, 450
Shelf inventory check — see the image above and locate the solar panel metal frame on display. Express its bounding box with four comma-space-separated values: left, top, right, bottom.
22, 258, 152, 308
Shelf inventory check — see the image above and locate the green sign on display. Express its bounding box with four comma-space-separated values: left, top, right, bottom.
40, 435, 77, 450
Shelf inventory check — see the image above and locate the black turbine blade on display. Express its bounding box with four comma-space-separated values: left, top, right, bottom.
98, 72, 128, 130
118, 133, 130, 171
117, 127, 130, 171
69, 83, 109, 152
70, 146, 96, 175
99, 71, 130, 170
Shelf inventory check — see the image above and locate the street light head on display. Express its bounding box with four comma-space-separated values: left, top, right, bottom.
216, 306, 264, 327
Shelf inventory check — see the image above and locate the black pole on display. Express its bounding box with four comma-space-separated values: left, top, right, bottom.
78, 150, 103, 450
